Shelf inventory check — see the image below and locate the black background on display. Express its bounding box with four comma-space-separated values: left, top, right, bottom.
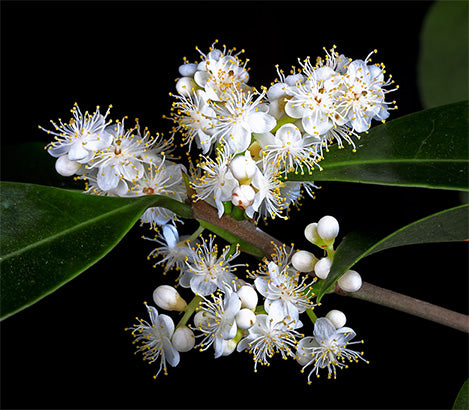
1, 1, 468, 409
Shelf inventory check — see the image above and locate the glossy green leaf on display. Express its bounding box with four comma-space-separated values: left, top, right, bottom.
287, 101, 469, 191
453, 379, 469, 410
317, 203, 469, 300
0, 182, 192, 320
418, 1, 469, 108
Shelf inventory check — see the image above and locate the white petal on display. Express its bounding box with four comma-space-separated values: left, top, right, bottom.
247, 112, 276, 134
194, 70, 209, 88
97, 167, 119, 191
68, 142, 90, 161
157, 314, 175, 338
285, 100, 306, 119
163, 224, 179, 248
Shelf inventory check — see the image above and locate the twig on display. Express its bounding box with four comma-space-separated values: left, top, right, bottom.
338, 282, 469, 333
190, 199, 469, 333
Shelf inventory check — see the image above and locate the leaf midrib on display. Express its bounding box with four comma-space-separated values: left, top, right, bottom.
0, 199, 150, 261
318, 158, 468, 169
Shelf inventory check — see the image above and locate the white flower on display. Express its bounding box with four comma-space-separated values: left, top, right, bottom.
285, 65, 343, 136
145, 224, 194, 273
254, 261, 316, 321
126, 303, 180, 379
126, 161, 186, 228
87, 119, 160, 191
296, 317, 367, 381
246, 163, 286, 220
267, 65, 304, 119
180, 234, 243, 296
210, 88, 276, 154
237, 285, 258, 310
41, 104, 113, 163
191, 148, 239, 217
193, 42, 250, 102
126, 160, 185, 198
256, 123, 320, 175
194, 289, 241, 358
336, 51, 396, 133
168, 90, 217, 154
236, 313, 303, 372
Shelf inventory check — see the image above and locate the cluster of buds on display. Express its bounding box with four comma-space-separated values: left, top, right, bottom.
294, 215, 363, 293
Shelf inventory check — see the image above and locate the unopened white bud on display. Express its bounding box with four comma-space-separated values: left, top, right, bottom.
326, 310, 347, 329
171, 326, 195, 352
235, 308, 256, 330
237, 285, 258, 310
304, 222, 322, 245
55, 155, 81, 176
296, 352, 311, 366
221, 339, 238, 356
229, 152, 257, 184
317, 215, 339, 242
178, 63, 198, 77
175, 76, 198, 96
291, 250, 318, 273
337, 270, 362, 293
153, 285, 187, 312
314, 257, 333, 279
231, 184, 255, 209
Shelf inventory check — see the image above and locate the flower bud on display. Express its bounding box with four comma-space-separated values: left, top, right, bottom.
171, 326, 195, 352
337, 270, 362, 293
314, 257, 333, 279
237, 285, 258, 310
153, 285, 187, 312
304, 222, 322, 245
317, 215, 339, 242
291, 250, 318, 273
231, 185, 255, 209
175, 76, 198, 96
326, 310, 347, 329
235, 308, 256, 330
229, 152, 257, 184
55, 155, 81, 177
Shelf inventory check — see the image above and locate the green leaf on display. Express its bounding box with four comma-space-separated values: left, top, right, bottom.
454, 379, 469, 410
317, 203, 469, 300
418, 1, 469, 109
287, 101, 469, 191
0, 182, 192, 320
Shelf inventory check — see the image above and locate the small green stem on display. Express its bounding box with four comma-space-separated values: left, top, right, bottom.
306, 308, 317, 324
176, 294, 203, 329
188, 224, 205, 243
254, 305, 267, 315
271, 114, 297, 134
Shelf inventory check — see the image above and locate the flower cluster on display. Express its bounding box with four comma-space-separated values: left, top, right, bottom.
126, 214, 367, 382
40, 104, 187, 228
168, 41, 396, 221
40, 41, 387, 385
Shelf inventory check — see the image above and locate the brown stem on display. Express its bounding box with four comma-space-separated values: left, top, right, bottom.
339, 282, 469, 333
191, 200, 282, 257
190, 199, 469, 333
